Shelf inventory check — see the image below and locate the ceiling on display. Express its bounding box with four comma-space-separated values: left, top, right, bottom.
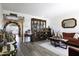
2, 3, 57, 18
2, 3, 79, 19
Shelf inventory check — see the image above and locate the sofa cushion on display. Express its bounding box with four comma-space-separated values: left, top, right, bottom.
68, 41, 79, 47
62, 32, 79, 47
63, 32, 75, 39
73, 33, 79, 39
65, 36, 79, 47
69, 38, 79, 44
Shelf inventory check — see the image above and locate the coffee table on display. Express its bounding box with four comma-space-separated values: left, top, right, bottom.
49, 37, 68, 49
60, 39, 68, 49
49, 36, 61, 47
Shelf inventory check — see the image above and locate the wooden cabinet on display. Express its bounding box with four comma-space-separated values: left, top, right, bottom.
31, 18, 46, 42
31, 18, 46, 32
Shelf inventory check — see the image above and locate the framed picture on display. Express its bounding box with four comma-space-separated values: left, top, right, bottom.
62, 18, 77, 28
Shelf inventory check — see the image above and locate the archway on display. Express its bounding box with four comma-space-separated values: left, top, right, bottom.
2, 15, 24, 42
3, 21, 21, 36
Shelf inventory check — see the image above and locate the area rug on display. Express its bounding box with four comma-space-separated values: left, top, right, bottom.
39, 42, 68, 56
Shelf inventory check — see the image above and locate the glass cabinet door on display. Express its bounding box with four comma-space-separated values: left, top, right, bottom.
43, 22, 46, 28
31, 18, 46, 32
37, 21, 39, 32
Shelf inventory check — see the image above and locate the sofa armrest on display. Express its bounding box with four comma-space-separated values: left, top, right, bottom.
69, 38, 79, 44
69, 46, 79, 56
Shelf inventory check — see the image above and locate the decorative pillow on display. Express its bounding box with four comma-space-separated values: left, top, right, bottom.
54, 32, 57, 36
58, 32, 63, 38
59, 32, 63, 38
73, 33, 79, 39
55, 32, 63, 38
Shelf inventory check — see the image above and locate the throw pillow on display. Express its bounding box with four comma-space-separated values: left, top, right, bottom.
58, 32, 63, 38
73, 33, 79, 39
55, 32, 63, 38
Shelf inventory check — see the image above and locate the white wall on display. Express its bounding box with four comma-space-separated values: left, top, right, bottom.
3, 3, 79, 33
0, 4, 3, 29
48, 4, 79, 33
3, 10, 48, 34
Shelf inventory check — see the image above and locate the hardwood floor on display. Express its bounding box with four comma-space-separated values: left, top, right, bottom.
16, 40, 58, 56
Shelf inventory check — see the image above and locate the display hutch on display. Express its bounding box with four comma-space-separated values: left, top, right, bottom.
31, 18, 47, 42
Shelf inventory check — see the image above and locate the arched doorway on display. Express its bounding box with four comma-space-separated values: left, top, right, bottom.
2, 15, 24, 42
3, 21, 21, 36
3, 21, 23, 48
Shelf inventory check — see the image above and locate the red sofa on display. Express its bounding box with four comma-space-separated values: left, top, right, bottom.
69, 46, 79, 56
63, 32, 79, 47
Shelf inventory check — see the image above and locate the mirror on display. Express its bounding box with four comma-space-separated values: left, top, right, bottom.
62, 18, 77, 28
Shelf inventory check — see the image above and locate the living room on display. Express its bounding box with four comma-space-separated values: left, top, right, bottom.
0, 3, 79, 56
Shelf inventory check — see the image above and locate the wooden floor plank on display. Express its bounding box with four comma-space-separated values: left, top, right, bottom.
16, 40, 58, 56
